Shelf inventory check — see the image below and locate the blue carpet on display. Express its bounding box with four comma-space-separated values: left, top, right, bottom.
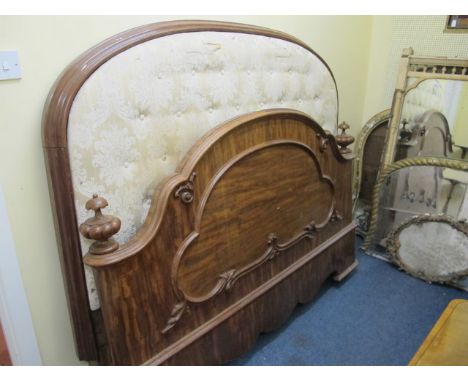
229, 237, 468, 365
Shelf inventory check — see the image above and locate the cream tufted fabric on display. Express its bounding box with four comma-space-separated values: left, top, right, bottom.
68, 31, 338, 309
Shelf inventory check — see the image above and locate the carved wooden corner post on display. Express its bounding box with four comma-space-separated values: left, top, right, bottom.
336, 121, 355, 155
79, 194, 121, 255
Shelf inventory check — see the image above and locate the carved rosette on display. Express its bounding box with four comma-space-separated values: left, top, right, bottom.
174, 172, 196, 203
79, 194, 121, 255
316, 133, 329, 152
335, 121, 354, 154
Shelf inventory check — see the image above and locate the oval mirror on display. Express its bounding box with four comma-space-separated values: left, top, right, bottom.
387, 215, 468, 283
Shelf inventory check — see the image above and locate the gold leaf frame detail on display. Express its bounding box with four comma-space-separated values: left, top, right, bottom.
386, 214, 468, 283
363, 157, 468, 250
352, 109, 391, 207
364, 48, 468, 249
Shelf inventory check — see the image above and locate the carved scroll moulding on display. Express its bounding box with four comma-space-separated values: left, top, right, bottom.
159, 141, 341, 334
174, 142, 336, 300
387, 215, 468, 283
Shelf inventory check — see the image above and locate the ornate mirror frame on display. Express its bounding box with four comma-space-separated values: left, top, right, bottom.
363, 156, 468, 250
352, 108, 391, 207
363, 48, 468, 250
386, 214, 468, 284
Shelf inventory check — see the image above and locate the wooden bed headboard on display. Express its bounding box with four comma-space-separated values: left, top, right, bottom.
42, 20, 355, 364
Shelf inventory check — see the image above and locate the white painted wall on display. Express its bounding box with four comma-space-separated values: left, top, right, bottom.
0, 185, 42, 365
362, 15, 468, 125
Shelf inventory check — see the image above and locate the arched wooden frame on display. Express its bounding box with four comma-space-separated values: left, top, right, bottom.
41, 20, 339, 362
409, 110, 453, 156
364, 48, 468, 251
352, 109, 391, 208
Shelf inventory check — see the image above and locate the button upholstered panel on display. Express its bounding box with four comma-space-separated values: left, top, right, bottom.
67, 31, 338, 309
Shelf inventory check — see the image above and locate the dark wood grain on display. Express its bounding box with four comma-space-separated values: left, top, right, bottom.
175, 141, 334, 300
82, 110, 355, 365
158, 229, 356, 366
43, 147, 98, 360
41, 20, 340, 361
359, 120, 389, 204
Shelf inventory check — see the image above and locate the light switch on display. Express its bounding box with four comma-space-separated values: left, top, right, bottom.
0, 51, 21, 80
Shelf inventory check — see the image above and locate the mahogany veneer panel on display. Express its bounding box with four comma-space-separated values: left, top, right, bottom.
83, 110, 356, 365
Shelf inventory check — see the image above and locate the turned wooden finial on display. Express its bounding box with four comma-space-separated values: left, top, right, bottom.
336, 121, 354, 154
79, 194, 121, 255
402, 47, 414, 57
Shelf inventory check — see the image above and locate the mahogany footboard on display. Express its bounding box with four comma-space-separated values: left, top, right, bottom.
81, 110, 356, 365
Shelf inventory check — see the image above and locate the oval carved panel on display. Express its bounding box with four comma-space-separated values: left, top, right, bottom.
173, 141, 336, 302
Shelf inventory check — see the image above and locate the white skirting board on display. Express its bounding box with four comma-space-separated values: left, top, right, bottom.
0, 185, 42, 365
